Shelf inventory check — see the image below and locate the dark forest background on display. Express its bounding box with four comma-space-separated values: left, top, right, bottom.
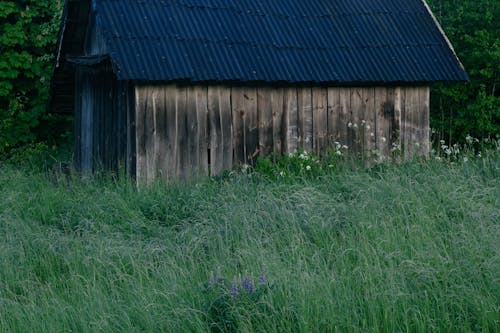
0, 0, 498, 156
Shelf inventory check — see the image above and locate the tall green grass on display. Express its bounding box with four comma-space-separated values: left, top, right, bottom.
0, 155, 498, 332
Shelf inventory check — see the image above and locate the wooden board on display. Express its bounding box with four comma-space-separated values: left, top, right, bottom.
257, 87, 273, 157
208, 86, 223, 176
312, 87, 328, 155
244, 88, 259, 163
298, 87, 313, 152
219, 88, 233, 172
126, 83, 136, 178
149, 89, 160, 181
195, 86, 209, 176
338, 87, 350, 149
135, 86, 147, 181
231, 87, 246, 164
420, 87, 430, 155
327, 87, 340, 146
349, 88, 363, 157
363, 87, 375, 160
208, 86, 232, 175
176, 87, 188, 179
186, 87, 200, 177
284, 88, 298, 154
164, 84, 178, 180
393, 87, 402, 161
375, 87, 389, 159
271, 88, 285, 156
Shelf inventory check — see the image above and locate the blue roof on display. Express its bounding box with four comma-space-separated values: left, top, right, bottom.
90, 0, 468, 83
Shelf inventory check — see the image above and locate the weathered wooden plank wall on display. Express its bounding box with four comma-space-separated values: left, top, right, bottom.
74, 65, 132, 174
134, 85, 430, 181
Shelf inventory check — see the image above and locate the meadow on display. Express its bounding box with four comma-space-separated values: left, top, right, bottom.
0, 149, 498, 332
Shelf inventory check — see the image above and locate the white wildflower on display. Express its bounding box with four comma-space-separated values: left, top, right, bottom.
353, 123, 358, 129
279, 171, 285, 177
381, 137, 387, 143
342, 145, 348, 150
463, 157, 468, 162
366, 125, 371, 130
370, 132, 375, 137
348, 122, 353, 128
440, 139, 445, 145
306, 165, 311, 171
361, 120, 366, 125
336, 150, 342, 156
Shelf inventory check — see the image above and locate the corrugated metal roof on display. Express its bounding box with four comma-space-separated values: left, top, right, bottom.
89, 0, 468, 83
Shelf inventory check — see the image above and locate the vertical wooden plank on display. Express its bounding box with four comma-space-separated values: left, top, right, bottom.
154, 87, 167, 180
164, 84, 178, 180
219, 87, 233, 172
420, 86, 430, 155
135, 86, 147, 181
298, 87, 313, 152
402, 87, 417, 159
231, 87, 245, 164
176, 86, 188, 179
284, 88, 298, 154
186, 86, 200, 178
257, 87, 273, 157
144, 88, 156, 183
92, 73, 100, 170
375, 87, 390, 160
338, 87, 350, 149
393, 87, 403, 161
74, 68, 82, 170
410, 87, 420, 158
312, 87, 328, 155
208, 88, 220, 176
195, 86, 209, 176
350, 88, 362, 157
126, 82, 136, 178
243, 88, 259, 164
327, 87, 340, 147
271, 88, 284, 156
363, 87, 376, 160
208, 86, 225, 176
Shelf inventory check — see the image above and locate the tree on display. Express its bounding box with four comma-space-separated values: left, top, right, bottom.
427, 0, 499, 142
0, 0, 62, 154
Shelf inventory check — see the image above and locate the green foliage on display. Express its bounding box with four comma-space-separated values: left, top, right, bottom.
427, 0, 499, 142
0, 0, 62, 154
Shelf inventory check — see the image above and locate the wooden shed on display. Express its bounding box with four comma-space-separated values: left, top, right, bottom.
50, 0, 468, 180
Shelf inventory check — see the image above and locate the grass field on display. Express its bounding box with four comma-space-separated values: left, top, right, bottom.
0, 153, 498, 332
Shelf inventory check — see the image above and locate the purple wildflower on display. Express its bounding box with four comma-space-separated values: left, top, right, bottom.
241, 274, 255, 294
231, 278, 239, 297
215, 269, 222, 284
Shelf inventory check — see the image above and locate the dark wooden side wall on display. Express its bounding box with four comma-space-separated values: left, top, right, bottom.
135, 85, 429, 181
74, 65, 135, 174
